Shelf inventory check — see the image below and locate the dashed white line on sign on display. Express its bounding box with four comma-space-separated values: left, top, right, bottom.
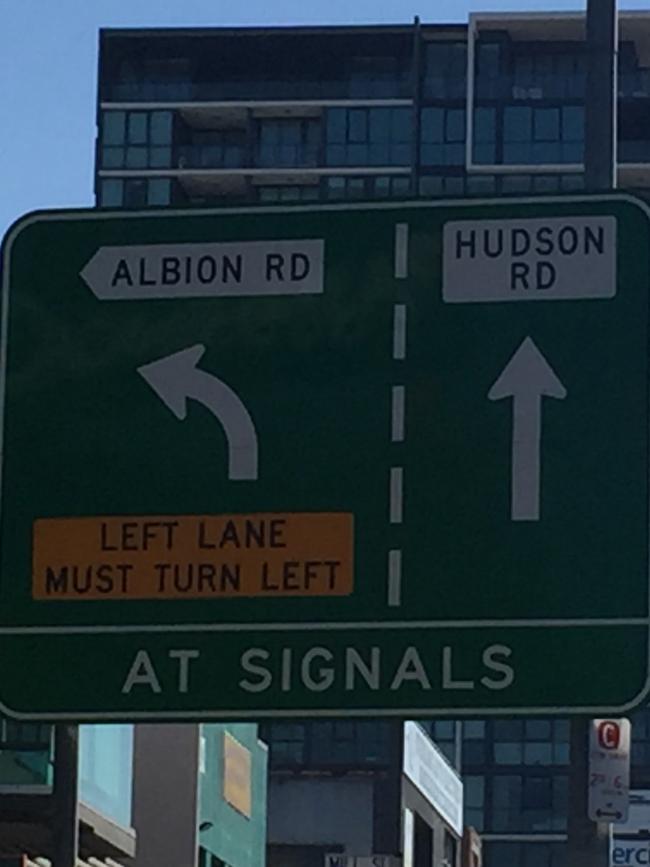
388, 222, 409, 607
391, 386, 406, 442
388, 549, 403, 607
393, 304, 407, 360
394, 223, 409, 279
390, 467, 404, 524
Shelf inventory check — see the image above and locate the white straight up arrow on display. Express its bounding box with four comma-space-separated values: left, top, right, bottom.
488, 337, 567, 522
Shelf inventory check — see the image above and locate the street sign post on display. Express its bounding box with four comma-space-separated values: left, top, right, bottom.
1, 195, 649, 720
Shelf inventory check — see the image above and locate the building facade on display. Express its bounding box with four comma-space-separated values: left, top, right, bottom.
133, 723, 267, 867
0, 721, 136, 864
264, 721, 463, 867
95, 13, 650, 867
96, 13, 650, 212
0, 720, 267, 867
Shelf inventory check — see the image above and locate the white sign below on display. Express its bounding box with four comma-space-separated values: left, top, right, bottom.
589, 718, 631, 823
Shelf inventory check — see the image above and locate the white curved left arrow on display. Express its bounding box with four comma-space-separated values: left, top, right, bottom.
137, 344, 258, 480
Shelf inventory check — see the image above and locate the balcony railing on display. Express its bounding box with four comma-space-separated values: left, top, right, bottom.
105, 76, 411, 104
255, 144, 320, 168
618, 140, 650, 163
174, 143, 321, 170
176, 144, 247, 169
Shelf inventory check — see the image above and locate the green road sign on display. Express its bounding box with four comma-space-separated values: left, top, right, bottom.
1, 195, 649, 720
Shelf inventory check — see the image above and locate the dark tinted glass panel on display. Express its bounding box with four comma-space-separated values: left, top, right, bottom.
327, 109, 346, 143
100, 179, 123, 207
102, 147, 124, 168
534, 108, 560, 141
446, 109, 465, 142
128, 112, 148, 144
474, 107, 496, 143
146, 179, 171, 206
123, 179, 148, 208
103, 111, 126, 145
150, 111, 173, 144
505, 107, 532, 143
349, 109, 367, 142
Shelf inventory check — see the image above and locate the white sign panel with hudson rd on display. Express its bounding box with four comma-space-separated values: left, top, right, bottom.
443, 216, 616, 302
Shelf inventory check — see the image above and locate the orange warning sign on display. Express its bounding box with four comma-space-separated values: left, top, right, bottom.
33, 513, 353, 600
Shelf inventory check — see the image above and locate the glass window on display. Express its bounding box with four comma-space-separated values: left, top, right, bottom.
127, 112, 148, 144
102, 111, 126, 145
534, 108, 560, 141
326, 108, 410, 167
446, 109, 465, 143
326, 176, 346, 198
524, 741, 554, 764
464, 720, 486, 739
523, 776, 552, 808
149, 146, 171, 168
563, 106, 584, 141
150, 111, 173, 145
370, 108, 390, 142
505, 107, 532, 143
502, 174, 532, 193
494, 742, 523, 764
431, 720, 455, 739
391, 176, 411, 197
494, 720, 524, 740
123, 179, 148, 208
100, 179, 123, 207
465, 775, 485, 808
125, 146, 148, 169
423, 41, 466, 99
444, 832, 457, 867
421, 107, 465, 166
462, 740, 487, 763
474, 143, 496, 164
257, 119, 319, 168
101, 147, 125, 169
526, 720, 552, 740
466, 175, 495, 195
79, 725, 133, 828
327, 109, 346, 143
533, 174, 560, 192
147, 179, 171, 206
421, 108, 443, 143
474, 107, 496, 143
348, 178, 366, 198
349, 109, 367, 143
503, 142, 530, 164
443, 175, 465, 195
391, 108, 411, 143
419, 175, 443, 196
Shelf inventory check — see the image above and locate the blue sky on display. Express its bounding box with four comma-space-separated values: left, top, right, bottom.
1, 0, 649, 238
